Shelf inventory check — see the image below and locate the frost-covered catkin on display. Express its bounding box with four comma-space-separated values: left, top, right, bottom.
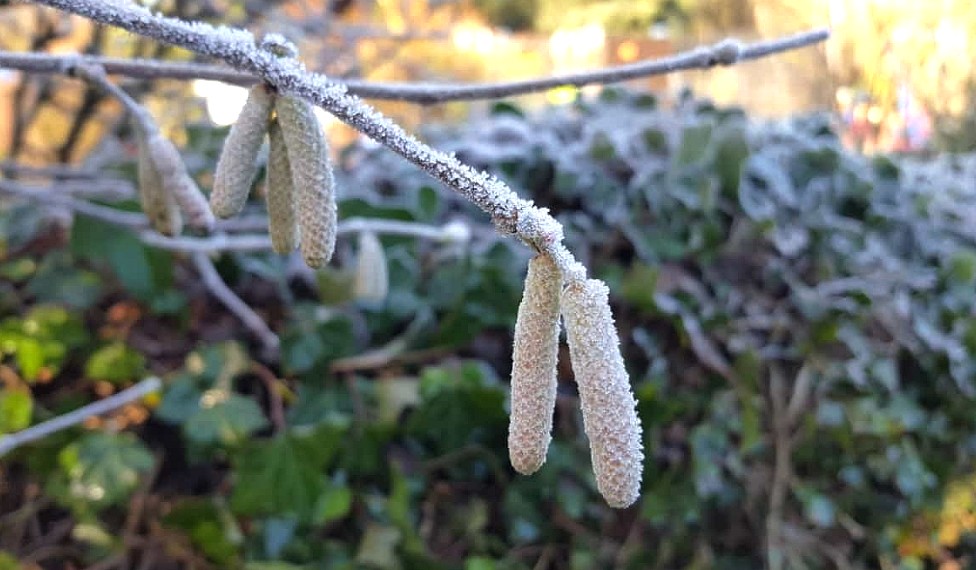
136, 130, 182, 236
561, 279, 643, 508
145, 133, 215, 232
353, 231, 388, 302
276, 95, 337, 268
211, 84, 273, 218
508, 254, 562, 475
265, 118, 299, 253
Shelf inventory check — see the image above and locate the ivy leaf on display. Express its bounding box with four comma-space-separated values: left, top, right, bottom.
184, 391, 268, 446
230, 429, 341, 518
52, 432, 153, 510
0, 388, 32, 434
312, 480, 353, 525
85, 342, 146, 385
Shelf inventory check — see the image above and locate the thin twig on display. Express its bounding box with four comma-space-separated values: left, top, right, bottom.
0, 179, 147, 228
0, 29, 829, 104
0, 179, 476, 252
69, 62, 156, 134
191, 252, 280, 358
0, 377, 162, 457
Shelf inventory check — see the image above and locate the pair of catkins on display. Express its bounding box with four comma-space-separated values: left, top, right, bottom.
211, 84, 337, 268
508, 254, 644, 508
134, 120, 215, 236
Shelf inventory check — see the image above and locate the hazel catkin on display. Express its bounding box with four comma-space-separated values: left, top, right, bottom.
136, 129, 182, 236
145, 133, 215, 232
265, 118, 300, 253
561, 278, 643, 508
353, 231, 389, 303
211, 84, 273, 218
275, 95, 337, 268
508, 254, 562, 475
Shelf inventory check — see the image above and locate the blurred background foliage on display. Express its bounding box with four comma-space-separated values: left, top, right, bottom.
2, 1, 976, 569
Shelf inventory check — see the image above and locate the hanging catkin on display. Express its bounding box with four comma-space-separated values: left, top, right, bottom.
275, 95, 337, 268
136, 129, 182, 236
265, 118, 300, 253
508, 254, 562, 475
353, 231, 388, 302
145, 133, 215, 232
561, 278, 643, 508
211, 84, 273, 218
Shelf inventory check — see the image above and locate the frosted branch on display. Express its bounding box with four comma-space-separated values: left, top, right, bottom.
25, 0, 596, 281
0, 28, 829, 104
0, 377, 162, 457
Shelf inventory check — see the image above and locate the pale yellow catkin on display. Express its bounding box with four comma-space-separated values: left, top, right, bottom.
508, 254, 562, 475
136, 130, 182, 236
265, 118, 300, 253
146, 133, 215, 232
561, 278, 643, 508
353, 231, 388, 302
211, 84, 273, 218
275, 95, 337, 268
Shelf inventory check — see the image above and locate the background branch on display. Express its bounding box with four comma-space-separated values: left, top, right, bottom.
0, 29, 828, 104
0, 179, 473, 252
192, 252, 280, 358
0, 377, 162, 457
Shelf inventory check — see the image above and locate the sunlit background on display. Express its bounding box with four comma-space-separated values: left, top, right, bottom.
0, 0, 973, 165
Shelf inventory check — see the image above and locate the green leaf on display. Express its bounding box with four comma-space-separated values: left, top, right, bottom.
162, 499, 241, 566
52, 432, 153, 510
674, 123, 713, 166
312, 480, 353, 525
14, 338, 44, 382
464, 557, 497, 570
184, 392, 268, 446
230, 431, 337, 518
0, 389, 32, 434
0, 551, 19, 570
84, 342, 146, 385
71, 215, 156, 299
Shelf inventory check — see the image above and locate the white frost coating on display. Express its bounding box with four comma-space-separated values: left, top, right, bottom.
29, 0, 588, 286
561, 278, 643, 508
508, 254, 562, 475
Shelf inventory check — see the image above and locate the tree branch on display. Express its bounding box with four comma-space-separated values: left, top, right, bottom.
191, 252, 281, 358
0, 377, 162, 457
0, 28, 829, 104
0, 179, 474, 252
